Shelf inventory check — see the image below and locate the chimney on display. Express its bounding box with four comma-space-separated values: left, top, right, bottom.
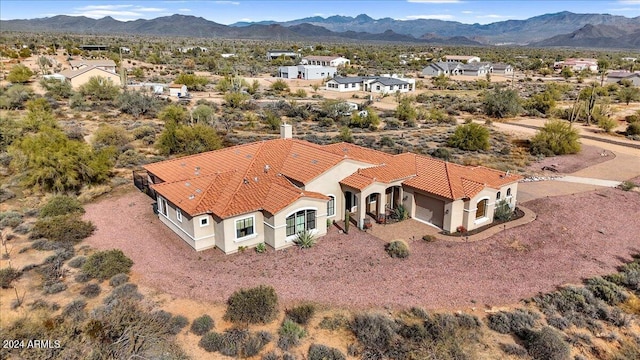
280, 123, 292, 139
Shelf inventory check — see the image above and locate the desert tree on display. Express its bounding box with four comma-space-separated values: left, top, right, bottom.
7, 64, 34, 84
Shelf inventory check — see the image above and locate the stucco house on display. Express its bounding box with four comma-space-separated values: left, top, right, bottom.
491, 63, 514, 75
267, 50, 300, 60
325, 76, 415, 93
169, 83, 188, 97
422, 62, 463, 77
58, 66, 122, 89
444, 55, 480, 63
277, 65, 337, 80
68, 59, 117, 73
607, 71, 640, 87
301, 56, 350, 67
459, 63, 492, 77
554, 58, 598, 73
141, 125, 521, 254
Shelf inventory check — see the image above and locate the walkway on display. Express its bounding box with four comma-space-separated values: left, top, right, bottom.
552, 176, 621, 187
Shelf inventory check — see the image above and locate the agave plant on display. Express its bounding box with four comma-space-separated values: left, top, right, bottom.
293, 230, 316, 249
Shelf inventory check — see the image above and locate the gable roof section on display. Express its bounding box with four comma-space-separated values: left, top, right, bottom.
59, 65, 118, 79
372, 77, 408, 86
69, 59, 116, 68
329, 76, 363, 84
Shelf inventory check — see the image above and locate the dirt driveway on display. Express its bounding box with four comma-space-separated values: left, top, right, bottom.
83, 185, 640, 310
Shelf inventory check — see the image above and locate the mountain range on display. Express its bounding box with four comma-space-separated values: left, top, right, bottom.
2, 12, 640, 48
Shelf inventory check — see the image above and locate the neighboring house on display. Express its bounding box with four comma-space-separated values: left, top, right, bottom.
169, 83, 188, 97
80, 45, 108, 51
325, 75, 415, 93
607, 71, 640, 87
491, 63, 514, 75
58, 66, 122, 89
444, 55, 480, 63
178, 46, 208, 53
459, 63, 492, 77
554, 58, 598, 72
120, 47, 131, 54
301, 55, 350, 67
141, 125, 521, 254
267, 50, 300, 60
220, 53, 236, 58
621, 57, 637, 62
68, 59, 117, 73
422, 62, 463, 77
277, 65, 337, 80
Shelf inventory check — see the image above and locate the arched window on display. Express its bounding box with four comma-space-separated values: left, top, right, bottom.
286, 210, 316, 237
496, 191, 501, 200
327, 195, 335, 217
476, 199, 488, 219
506, 188, 512, 197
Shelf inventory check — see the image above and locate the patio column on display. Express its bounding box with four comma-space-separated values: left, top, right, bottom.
377, 193, 385, 220
356, 193, 366, 229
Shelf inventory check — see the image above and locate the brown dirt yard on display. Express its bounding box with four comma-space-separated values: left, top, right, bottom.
83, 184, 640, 310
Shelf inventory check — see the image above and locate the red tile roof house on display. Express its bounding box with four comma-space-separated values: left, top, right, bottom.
143, 124, 521, 254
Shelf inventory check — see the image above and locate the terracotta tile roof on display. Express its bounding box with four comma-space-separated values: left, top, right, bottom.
322, 142, 392, 164
340, 153, 417, 190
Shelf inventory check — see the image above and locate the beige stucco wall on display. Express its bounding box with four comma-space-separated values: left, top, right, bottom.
157, 195, 216, 251
217, 212, 265, 254
270, 197, 329, 250
69, 69, 121, 89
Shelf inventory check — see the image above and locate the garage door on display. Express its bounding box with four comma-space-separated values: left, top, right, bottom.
414, 193, 444, 228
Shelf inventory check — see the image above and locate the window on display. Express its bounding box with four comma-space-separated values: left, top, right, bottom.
327, 196, 335, 217
200, 217, 209, 227
376, 85, 381, 90
496, 191, 501, 200
235, 217, 254, 239
176, 209, 182, 222
159, 197, 168, 216
506, 188, 512, 197
351, 83, 356, 88
286, 210, 316, 237
476, 199, 488, 219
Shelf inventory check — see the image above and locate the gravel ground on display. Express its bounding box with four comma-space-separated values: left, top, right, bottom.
526, 144, 614, 175
83, 186, 640, 310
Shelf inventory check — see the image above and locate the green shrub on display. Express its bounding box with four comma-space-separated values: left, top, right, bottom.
75, 272, 91, 283
31, 215, 95, 243
278, 319, 306, 350
530, 120, 581, 156
92, 124, 131, 152
585, 277, 628, 305
67, 256, 87, 269
43, 282, 67, 294
308, 344, 346, 360
103, 283, 142, 304
486, 309, 539, 334
132, 125, 156, 140
109, 273, 129, 287
448, 123, 490, 151
199, 332, 223, 352
271, 79, 290, 92
619, 181, 636, 191
293, 230, 316, 249
286, 303, 315, 325
255, 242, 267, 253
0, 211, 22, 229
351, 313, 397, 351
191, 314, 215, 335
82, 249, 133, 281
494, 200, 513, 221
62, 299, 87, 321
318, 314, 350, 330
0, 267, 21, 288
627, 122, 640, 136
483, 87, 522, 118
500, 343, 528, 357
386, 240, 409, 258
168, 315, 189, 335
224, 285, 279, 324
80, 283, 101, 298
520, 326, 570, 360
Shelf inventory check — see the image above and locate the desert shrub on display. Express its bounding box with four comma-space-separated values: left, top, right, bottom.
606, 258, 640, 292
530, 120, 580, 156
293, 230, 316, 248
92, 124, 131, 152
75, 272, 91, 283
271, 79, 290, 92
494, 199, 513, 221
486, 309, 540, 334
448, 123, 490, 151
0, 267, 21, 288
351, 313, 397, 351
278, 319, 306, 350
67, 256, 87, 269
38, 195, 84, 218
199, 332, 224, 352
500, 342, 528, 356
318, 314, 350, 330
224, 285, 279, 324
483, 87, 522, 118
62, 299, 87, 320
103, 283, 143, 304
422, 234, 436, 242
386, 240, 409, 258
598, 117, 617, 133
520, 326, 570, 360
79, 76, 119, 100
255, 242, 267, 253
585, 277, 628, 305
308, 344, 346, 360
116, 149, 147, 168
31, 215, 95, 243
430, 147, 452, 161
80, 283, 101, 298
109, 273, 129, 287
132, 125, 156, 139
0, 211, 23, 229
547, 315, 570, 330
242, 331, 271, 357
286, 303, 315, 325
43, 282, 67, 294
168, 315, 189, 335
627, 122, 640, 136
262, 352, 278, 360
82, 249, 133, 281
191, 314, 215, 335
619, 181, 637, 191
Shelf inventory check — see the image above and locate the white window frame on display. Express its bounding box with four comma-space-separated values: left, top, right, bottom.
158, 197, 168, 217
285, 207, 318, 241
327, 195, 336, 218
234, 215, 257, 242
200, 216, 210, 227
474, 197, 490, 225
176, 208, 182, 222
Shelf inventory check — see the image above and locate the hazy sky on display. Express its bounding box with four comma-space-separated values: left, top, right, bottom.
2, 0, 640, 24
